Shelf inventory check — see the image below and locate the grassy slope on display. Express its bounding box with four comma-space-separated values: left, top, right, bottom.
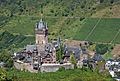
0, 0, 120, 51
88, 18, 120, 43
0, 31, 34, 51
8, 69, 114, 81
1, 16, 120, 46
92, 4, 120, 18
2, 16, 36, 35
74, 18, 99, 40
74, 18, 120, 44
0, 1, 119, 81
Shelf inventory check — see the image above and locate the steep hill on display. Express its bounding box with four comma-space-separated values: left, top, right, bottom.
0, 0, 120, 50
0, 0, 120, 17
92, 4, 120, 18
0, 31, 34, 51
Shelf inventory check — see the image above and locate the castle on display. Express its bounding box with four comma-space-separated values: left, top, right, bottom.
14, 18, 86, 72
32, 19, 57, 69
14, 19, 60, 71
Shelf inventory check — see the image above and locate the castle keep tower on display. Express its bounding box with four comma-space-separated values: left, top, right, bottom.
35, 19, 48, 45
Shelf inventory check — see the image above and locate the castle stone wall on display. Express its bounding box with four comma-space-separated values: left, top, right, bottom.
40, 63, 74, 72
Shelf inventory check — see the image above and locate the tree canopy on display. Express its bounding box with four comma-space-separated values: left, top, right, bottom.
0, 49, 13, 68
96, 44, 108, 55
70, 53, 76, 67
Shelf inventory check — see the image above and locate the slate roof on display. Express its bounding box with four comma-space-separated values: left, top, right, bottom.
24, 43, 55, 59
25, 44, 47, 58
36, 19, 48, 30
36, 44, 47, 58
15, 54, 25, 60
51, 38, 61, 50
92, 54, 104, 62
37, 44, 55, 59
82, 48, 88, 54
24, 57, 32, 63
45, 43, 53, 52
83, 59, 89, 63
52, 41, 58, 47
40, 51, 48, 58
64, 45, 81, 60
26, 45, 36, 52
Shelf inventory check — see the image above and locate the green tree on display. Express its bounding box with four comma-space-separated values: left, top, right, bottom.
56, 49, 61, 61
0, 68, 7, 81
96, 44, 108, 55
100, 0, 104, 3
0, 49, 13, 68
56, 43, 64, 61
70, 53, 76, 68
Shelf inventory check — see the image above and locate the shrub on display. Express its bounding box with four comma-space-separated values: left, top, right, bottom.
100, 0, 104, 3
80, 17, 85, 21
58, 67, 65, 71
71, 77, 83, 81
110, 0, 114, 4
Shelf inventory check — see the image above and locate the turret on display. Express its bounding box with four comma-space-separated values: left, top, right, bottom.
35, 19, 48, 45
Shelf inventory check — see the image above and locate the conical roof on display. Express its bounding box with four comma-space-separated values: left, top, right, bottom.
37, 18, 45, 29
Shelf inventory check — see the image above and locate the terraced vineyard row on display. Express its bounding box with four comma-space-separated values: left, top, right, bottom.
74, 18, 120, 44
1, 16, 120, 44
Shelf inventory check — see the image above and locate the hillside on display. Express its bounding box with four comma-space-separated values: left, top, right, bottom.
0, 31, 34, 51
8, 69, 113, 81
92, 4, 120, 18
0, 0, 120, 51
0, 0, 120, 17
74, 18, 120, 44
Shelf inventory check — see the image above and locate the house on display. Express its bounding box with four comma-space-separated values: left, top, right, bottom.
109, 70, 115, 77
63, 44, 90, 67
92, 54, 104, 62
114, 77, 120, 81
63, 45, 82, 63
105, 59, 120, 70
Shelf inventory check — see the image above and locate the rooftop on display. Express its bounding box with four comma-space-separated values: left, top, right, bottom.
64, 45, 81, 60
36, 19, 48, 30
26, 45, 36, 52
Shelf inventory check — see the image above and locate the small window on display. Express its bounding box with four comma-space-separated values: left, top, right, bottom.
38, 41, 39, 44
